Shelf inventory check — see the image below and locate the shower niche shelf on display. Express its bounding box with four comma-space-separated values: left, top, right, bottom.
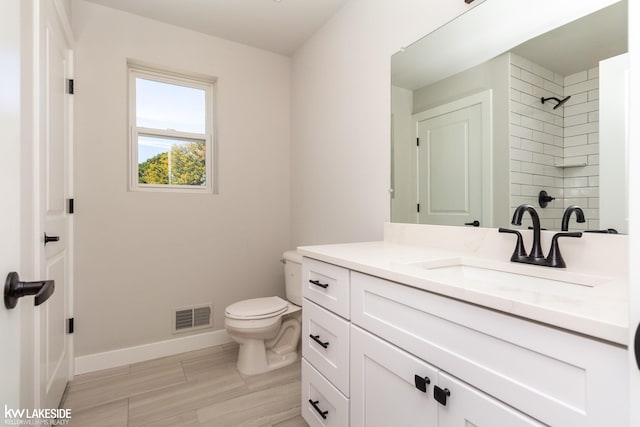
554, 161, 588, 168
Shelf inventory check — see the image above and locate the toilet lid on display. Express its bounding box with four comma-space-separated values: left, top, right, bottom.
225, 296, 288, 320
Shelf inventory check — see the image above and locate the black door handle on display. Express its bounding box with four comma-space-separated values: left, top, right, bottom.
44, 233, 60, 246
635, 322, 640, 370
464, 220, 480, 227
4, 272, 55, 309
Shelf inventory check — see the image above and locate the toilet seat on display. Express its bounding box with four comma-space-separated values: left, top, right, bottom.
225, 296, 288, 320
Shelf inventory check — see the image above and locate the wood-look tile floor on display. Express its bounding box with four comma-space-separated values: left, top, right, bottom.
62, 343, 308, 427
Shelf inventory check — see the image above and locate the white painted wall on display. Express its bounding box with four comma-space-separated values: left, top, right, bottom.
72, 0, 291, 356
290, 0, 475, 246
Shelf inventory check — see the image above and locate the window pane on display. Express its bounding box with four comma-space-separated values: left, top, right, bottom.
138, 134, 206, 186
136, 78, 206, 134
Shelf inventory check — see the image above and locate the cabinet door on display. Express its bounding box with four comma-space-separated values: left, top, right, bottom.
350, 325, 438, 427
437, 372, 544, 427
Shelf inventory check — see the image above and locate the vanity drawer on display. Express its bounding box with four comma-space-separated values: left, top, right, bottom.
302, 299, 350, 396
302, 359, 349, 427
350, 271, 627, 427
302, 258, 350, 319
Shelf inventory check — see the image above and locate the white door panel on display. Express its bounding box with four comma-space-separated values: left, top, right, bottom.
0, 0, 23, 409
37, 0, 73, 410
415, 92, 490, 227
418, 105, 482, 225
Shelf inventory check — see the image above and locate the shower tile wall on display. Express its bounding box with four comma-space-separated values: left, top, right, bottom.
509, 53, 600, 230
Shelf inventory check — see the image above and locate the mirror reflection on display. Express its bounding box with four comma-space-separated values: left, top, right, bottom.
390, 0, 628, 233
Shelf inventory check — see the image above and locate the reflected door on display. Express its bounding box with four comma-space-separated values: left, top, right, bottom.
416, 103, 482, 226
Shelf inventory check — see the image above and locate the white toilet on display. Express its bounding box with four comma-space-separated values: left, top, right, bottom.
224, 250, 303, 375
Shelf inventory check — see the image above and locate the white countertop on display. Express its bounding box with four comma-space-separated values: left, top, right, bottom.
298, 238, 628, 346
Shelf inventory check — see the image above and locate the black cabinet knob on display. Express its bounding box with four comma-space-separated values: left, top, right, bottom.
414, 375, 431, 393
434, 386, 451, 406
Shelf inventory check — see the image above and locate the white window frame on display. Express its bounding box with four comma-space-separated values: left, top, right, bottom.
128, 63, 216, 193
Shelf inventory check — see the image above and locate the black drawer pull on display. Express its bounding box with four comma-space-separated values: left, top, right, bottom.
310, 334, 329, 349
308, 399, 328, 419
309, 279, 329, 289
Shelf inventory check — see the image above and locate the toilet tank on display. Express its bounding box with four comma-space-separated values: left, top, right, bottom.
283, 250, 303, 306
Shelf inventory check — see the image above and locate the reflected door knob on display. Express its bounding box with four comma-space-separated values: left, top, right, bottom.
44, 233, 60, 246
464, 220, 480, 227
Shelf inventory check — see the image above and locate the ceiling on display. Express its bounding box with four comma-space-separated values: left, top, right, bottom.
392, 0, 627, 91
83, 0, 349, 55
511, 0, 627, 77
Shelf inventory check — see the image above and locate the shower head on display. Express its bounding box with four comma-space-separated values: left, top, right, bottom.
541, 96, 571, 110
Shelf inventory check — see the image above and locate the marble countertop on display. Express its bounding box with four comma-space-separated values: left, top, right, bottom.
298, 239, 628, 346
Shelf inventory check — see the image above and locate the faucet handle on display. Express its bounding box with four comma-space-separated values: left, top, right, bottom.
499, 228, 528, 262
546, 232, 582, 268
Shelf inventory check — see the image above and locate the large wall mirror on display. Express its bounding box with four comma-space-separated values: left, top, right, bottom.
391, 0, 628, 233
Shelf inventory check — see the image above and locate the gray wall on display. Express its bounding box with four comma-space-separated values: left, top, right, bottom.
290, 0, 473, 246
73, 0, 291, 356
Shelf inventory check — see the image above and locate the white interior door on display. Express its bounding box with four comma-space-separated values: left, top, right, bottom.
36, 0, 74, 410
0, 0, 24, 410
416, 103, 483, 227
629, 0, 640, 423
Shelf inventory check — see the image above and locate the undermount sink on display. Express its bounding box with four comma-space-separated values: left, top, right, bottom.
407, 257, 609, 289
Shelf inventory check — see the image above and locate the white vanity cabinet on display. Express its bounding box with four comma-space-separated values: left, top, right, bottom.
350, 325, 543, 427
351, 272, 628, 427
301, 257, 629, 427
301, 258, 351, 427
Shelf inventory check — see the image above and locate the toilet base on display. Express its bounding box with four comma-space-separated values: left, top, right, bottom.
237, 347, 299, 376
232, 314, 302, 376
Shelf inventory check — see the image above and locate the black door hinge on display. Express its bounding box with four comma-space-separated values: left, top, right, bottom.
417, 203, 420, 213
416, 137, 420, 147
67, 198, 74, 214
67, 318, 74, 334
66, 79, 74, 94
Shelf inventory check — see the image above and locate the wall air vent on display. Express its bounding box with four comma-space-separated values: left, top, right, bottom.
173, 304, 212, 334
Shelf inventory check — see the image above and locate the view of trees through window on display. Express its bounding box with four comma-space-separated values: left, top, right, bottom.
138, 139, 206, 185
130, 67, 212, 191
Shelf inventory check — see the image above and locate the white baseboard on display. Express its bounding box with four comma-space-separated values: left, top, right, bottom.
74, 329, 232, 375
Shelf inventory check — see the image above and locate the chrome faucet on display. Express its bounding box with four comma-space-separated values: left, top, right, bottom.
500, 204, 582, 268
561, 205, 585, 231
